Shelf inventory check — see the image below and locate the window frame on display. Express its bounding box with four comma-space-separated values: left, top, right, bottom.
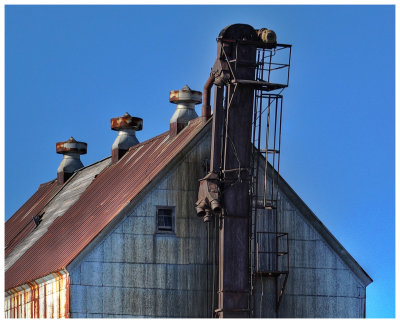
156, 206, 176, 234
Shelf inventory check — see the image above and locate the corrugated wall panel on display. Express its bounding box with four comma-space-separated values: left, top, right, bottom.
5, 118, 209, 290
5, 271, 69, 318
68, 128, 213, 318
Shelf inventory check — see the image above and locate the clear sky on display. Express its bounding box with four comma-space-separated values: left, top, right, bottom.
4, 4, 395, 318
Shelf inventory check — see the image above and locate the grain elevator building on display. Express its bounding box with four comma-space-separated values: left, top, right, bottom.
5, 24, 372, 318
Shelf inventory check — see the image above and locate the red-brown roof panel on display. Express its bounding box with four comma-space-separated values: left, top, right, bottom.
5, 118, 209, 290
5, 180, 61, 257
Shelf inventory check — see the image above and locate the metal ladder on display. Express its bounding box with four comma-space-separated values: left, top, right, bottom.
249, 45, 291, 318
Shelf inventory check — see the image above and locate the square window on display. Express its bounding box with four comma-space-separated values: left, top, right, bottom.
156, 207, 175, 233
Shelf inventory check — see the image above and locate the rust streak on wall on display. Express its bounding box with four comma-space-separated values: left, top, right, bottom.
65, 273, 70, 318
5, 271, 69, 319
34, 283, 39, 318
44, 282, 47, 318
5, 118, 208, 291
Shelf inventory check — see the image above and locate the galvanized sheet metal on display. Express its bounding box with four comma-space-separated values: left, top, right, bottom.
5, 158, 110, 272
5, 180, 61, 257
5, 117, 208, 291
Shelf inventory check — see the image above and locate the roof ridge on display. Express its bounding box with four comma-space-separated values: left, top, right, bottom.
127, 117, 204, 152
38, 179, 57, 188
72, 155, 111, 173
5, 117, 209, 291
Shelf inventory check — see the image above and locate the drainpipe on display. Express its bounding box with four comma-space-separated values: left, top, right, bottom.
202, 74, 215, 121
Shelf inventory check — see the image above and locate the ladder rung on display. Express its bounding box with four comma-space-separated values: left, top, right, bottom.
252, 199, 277, 207
253, 205, 277, 210
255, 271, 289, 277
228, 59, 258, 67
260, 149, 280, 154
256, 251, 288, 255
232, 79, 287, 91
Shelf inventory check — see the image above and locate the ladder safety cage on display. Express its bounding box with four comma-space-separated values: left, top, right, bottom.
248, 43, 291, 317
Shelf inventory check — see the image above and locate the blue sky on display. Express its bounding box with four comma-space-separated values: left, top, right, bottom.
5, 5, 395, 318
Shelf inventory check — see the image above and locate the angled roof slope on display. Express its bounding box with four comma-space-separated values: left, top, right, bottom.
275, 168, 373, 286
5, 158, 110, 272
5, 179, 61, 256
5, 117, 208, 291
5, 115, 371, 290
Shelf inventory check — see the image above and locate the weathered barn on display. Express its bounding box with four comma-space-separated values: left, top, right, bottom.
5, 24, 372, 318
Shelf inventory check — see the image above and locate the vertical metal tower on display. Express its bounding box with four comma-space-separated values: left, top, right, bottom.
196, 24, 291, 318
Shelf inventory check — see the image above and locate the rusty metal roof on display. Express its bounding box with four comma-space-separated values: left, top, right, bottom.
5, 115, 372, 290
5, 179, 61, 257
5, 158, 110, 273
5, 117, 209, 291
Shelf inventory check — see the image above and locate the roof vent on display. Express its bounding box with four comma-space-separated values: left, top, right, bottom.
169, 85, 201, 137
56, 137, 87, 184
111, 112, 143, 163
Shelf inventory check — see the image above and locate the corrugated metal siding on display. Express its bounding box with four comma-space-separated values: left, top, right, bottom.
5, 117, 208, 291
5, 180, 61, 257
5, 270, 69, 318
250, 160, 368, 318
67, 128, 212, 318
252, 188, 367, 318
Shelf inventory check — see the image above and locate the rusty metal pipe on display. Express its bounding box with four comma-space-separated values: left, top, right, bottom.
202, 74, 215, 121
210, 199, 221, 214
195, 200, 207, 217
